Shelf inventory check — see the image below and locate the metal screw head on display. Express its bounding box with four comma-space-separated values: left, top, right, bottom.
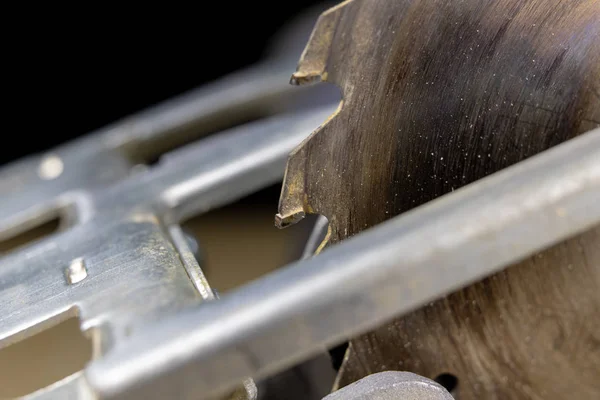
38, 154, 64, 180
65, 258, 88, 284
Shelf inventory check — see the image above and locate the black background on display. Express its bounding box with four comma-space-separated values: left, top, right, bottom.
3, 2, 323, 165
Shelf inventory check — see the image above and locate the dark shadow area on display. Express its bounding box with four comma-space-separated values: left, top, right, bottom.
434, 373, 459, 394
0, 216, 61, 257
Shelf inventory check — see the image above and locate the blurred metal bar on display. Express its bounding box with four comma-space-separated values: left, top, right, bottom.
100, 64, 299, 156
93, 105, 338, 222
97, 3, 337, 161
87, 128, 600, 399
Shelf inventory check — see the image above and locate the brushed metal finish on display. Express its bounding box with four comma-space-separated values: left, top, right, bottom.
0, 105, 335, 399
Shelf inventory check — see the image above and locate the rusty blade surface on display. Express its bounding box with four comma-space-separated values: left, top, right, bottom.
276, 1, 600, 399
276, 0, 600, 240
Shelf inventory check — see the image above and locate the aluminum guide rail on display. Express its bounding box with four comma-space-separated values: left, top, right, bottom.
0, 106, 335, 400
